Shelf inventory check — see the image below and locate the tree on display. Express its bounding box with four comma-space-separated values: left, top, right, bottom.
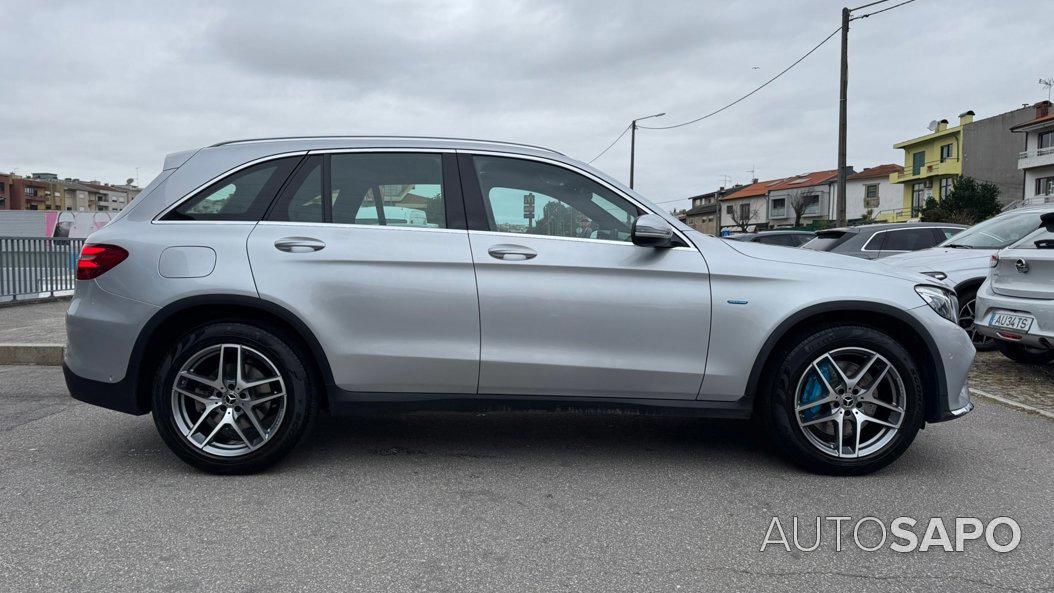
920, 177, 1001, 225
729, 201, 760, 233
789, 191, 811, 227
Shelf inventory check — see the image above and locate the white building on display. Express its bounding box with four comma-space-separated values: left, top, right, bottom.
845, 164, 904, 221
1011, 100, 1054, 204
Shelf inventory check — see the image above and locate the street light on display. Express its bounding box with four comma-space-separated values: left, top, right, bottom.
629, 112, 665, 189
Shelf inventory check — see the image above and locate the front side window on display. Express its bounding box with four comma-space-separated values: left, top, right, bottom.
166, 157, 298, 221
472, 156, 639, 242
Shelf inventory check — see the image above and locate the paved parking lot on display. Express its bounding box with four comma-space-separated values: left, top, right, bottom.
0, 364, 1051, 592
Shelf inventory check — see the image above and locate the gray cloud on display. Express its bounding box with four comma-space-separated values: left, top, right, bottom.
1, 0, 1050, 209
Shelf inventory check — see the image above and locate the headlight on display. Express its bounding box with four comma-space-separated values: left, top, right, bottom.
921, 271, 947, 281
915, 285, 958, 323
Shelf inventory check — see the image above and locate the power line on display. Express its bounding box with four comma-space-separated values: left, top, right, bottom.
850, 0, 916, 20
587, 123, 632, 164
638, 26, 841, 130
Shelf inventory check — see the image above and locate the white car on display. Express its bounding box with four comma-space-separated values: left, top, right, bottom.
974, 212, 1054, 363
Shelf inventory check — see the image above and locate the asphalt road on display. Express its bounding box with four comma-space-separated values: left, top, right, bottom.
0, 365, 1051, 593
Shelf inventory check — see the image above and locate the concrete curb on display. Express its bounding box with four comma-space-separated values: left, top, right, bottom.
0, 344, 65, 366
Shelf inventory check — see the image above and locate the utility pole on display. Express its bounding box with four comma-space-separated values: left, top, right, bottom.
836, 6, 850, 227
628, 112, 665, 189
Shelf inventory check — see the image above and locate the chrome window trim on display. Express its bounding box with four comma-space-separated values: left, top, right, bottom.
255, 220, 466, 235
152, 151, 309, 224
468, 229, 695, 251
860, 227, 938, 253
456, 149, 695, 249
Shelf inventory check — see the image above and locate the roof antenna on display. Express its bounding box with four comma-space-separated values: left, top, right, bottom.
1040, 78, 1053, 102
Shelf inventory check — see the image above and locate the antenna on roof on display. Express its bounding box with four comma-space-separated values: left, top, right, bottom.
1040, 78, 1053, 101
926, 120, 939, 132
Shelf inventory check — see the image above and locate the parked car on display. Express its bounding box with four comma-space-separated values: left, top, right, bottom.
801, 222, 966, 260
64, 136, 974, 475
726, 230, 815, 247
881, 205, 1054, 350
973, 212, 1054, 364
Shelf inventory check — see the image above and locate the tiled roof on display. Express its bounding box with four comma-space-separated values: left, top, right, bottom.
719, 178, 787, 201
1010, 112, 1054, 131
766, 169, 839, 191
848, 164, 903, 180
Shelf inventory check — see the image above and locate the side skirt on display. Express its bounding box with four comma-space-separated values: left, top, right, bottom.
326, 387, 753, 419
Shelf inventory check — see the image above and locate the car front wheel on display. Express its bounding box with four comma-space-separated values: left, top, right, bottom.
760, 325, 924, 475
151, 321, 318, 474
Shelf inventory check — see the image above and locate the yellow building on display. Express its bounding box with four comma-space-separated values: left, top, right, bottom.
889, 111, 973, 220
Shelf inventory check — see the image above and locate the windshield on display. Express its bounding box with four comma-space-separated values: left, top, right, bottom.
938, 212, 1044, 249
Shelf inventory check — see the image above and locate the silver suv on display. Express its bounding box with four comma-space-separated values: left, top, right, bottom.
65, 137, 974, 475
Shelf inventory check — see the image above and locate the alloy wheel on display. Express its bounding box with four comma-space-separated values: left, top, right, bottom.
958, 298, 994, 349
794, 347, 907, 458
170, 344, 287, 457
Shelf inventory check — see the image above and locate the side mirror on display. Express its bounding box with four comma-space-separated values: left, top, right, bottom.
631, 214, 676, 248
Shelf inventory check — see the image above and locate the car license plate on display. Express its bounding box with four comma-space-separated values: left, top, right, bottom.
989, 312, 1034, 332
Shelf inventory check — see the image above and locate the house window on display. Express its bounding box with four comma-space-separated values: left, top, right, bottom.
939, 144, 953, 162
863, 184, 880, 209
803, 194, 820, 216
739, 203, 751, 221
1039, 131, 1054, 150
911, 183, 926, 212
1037, 177, 1054, 196
939, 177, 954, 200
25, 187, 38, 197
770, 197, 786, 218
912, 151, 925, 175
725, 204, 734, 215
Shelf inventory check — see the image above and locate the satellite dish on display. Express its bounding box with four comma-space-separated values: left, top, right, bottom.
927, 120, 939, 132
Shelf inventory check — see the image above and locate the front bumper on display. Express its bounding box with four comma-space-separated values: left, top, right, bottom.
909, 304, 976, 422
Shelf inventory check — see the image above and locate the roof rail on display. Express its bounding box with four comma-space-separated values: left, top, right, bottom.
207, 135, 564, 155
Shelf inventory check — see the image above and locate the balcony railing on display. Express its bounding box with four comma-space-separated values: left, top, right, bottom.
1018, 146, 1054, 159
895, 157, 960, 180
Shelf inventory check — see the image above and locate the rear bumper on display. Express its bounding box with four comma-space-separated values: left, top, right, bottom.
974, 281, 1054, 350
64, 363, 149, 415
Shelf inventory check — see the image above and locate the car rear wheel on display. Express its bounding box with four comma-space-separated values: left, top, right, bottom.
997, 342, 1054, 365
759, 325, 924, 475
957, 289, 996, 351
151, 321, 318, 474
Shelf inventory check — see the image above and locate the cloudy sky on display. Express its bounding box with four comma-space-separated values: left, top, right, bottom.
1, 0, 1050, 210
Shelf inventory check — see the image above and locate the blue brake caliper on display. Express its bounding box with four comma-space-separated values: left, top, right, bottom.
800, 362, 834, 421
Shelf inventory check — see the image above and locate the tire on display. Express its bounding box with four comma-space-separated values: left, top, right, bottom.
957, 288, 996, 351
997, 342, 1054, 365
151, 321, 319, 474
758, 325, 925, 476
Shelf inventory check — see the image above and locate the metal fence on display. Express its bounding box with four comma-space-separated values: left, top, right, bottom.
0, 236, 85, 302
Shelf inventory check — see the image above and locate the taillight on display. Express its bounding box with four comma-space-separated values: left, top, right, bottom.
77, 244, 128, 280
989, 255, 999, 268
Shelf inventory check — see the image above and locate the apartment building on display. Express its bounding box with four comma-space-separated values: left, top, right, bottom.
1010, 100, 1054, 203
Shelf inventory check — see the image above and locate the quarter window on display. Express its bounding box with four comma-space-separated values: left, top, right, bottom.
472, 156, 639, 242
166, 157, 299, 221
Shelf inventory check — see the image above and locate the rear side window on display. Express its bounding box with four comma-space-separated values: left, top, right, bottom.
331, 153, 445, 228
882, 228, 938, 251
163, 157, 299, 221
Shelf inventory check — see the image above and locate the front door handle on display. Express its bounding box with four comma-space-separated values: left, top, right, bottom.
274, 237, 326, 253
487, 244, 537, 261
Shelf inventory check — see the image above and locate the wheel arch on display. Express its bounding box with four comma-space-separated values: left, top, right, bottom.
953, 276, 985, 297
745, 301, 948, 422
128, 294, 335, 413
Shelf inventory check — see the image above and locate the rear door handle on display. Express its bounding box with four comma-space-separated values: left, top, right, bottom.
274, 237, 326, 253
487, 244, 537, 261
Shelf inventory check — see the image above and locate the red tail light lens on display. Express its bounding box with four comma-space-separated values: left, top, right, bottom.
77, 244, 128, 280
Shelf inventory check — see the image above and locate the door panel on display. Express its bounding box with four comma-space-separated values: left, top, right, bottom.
249, 224, 480, 393
469, 233, 710, 399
